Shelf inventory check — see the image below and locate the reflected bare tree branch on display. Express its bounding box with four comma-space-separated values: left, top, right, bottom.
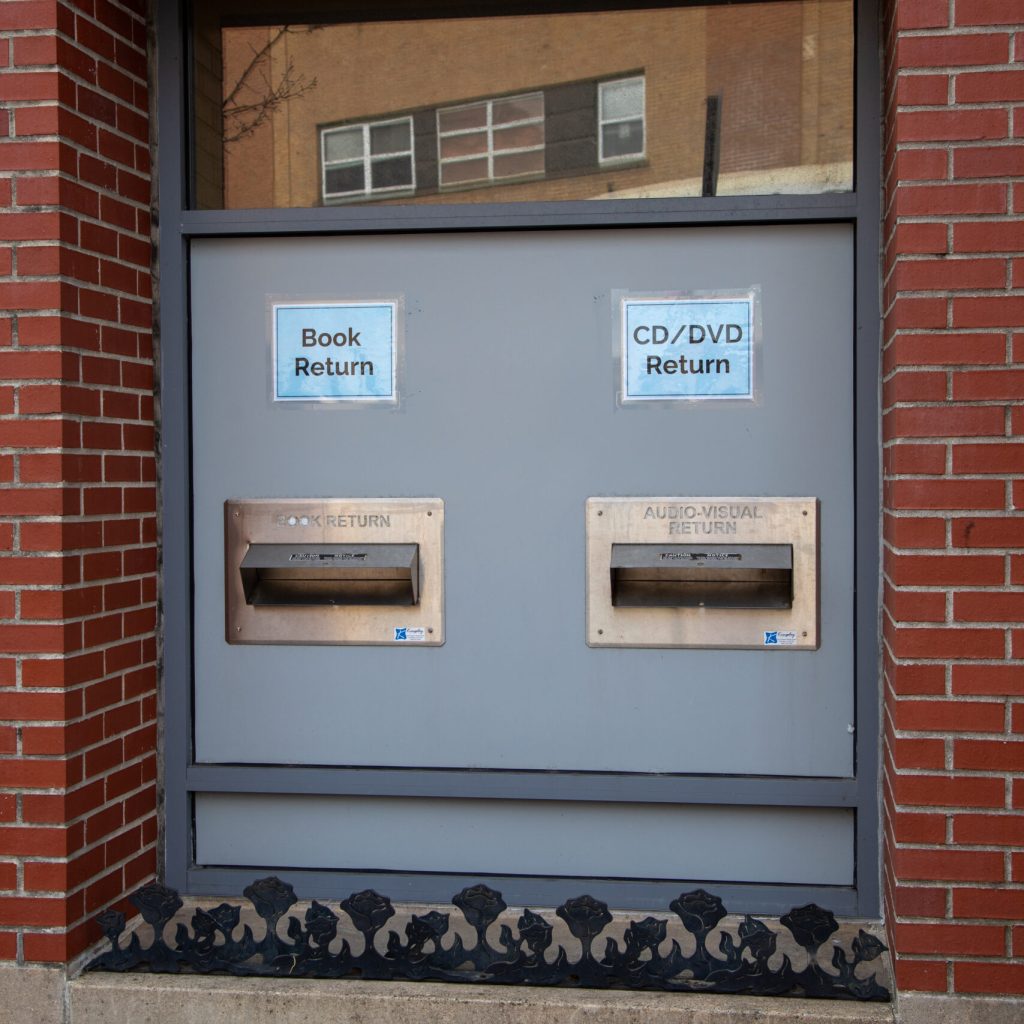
223, 26, 322, 144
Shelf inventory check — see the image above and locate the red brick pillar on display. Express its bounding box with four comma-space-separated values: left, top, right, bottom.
883, 0, 1024, 1002
0, 0, 156, 964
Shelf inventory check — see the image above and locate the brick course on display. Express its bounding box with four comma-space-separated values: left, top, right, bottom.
0, 0, 155, 964
883, 0, 1024, 999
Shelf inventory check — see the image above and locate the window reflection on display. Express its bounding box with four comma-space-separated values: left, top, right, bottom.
437, 93, 546, 188
599, 78, 646, 164
193, 1, 853, 210
321, 118, 415, 202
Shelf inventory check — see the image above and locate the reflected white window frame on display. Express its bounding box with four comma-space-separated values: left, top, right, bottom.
320, 116, 416, 203
598, 75, 645, 165
436, 91, 545, 189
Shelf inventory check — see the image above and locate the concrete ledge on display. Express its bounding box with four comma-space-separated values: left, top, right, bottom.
68, 973, 896, 1024
896, 992, 1024, 1024
0, 964, 66, 1024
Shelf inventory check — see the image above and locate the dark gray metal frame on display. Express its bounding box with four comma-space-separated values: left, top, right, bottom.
157, 0, 882, 916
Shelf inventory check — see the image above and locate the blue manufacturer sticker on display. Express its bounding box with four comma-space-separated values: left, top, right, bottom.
763, 630, 797, 647
622, 295, 754, 401
394, 626, 426, 642
274, 302, 396, 402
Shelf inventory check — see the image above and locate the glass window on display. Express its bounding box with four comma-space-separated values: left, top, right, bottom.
193, 1, 854, 210
438, 92, 545, 188
321, 117, 414, 202
599, 77, 645, 163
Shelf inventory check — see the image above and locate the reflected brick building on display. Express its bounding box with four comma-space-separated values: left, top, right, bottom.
200, 2, 852, 209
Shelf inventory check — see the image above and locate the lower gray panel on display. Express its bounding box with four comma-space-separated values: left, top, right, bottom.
195, 793, 854, 886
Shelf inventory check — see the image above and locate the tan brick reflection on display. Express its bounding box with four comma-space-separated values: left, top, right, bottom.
212, 2, 852, 209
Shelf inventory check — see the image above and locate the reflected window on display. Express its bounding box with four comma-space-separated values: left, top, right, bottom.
194, 1, 854, 210
438, 93, 545, 188
599, 77, 645, 164
321, 117, 415, 202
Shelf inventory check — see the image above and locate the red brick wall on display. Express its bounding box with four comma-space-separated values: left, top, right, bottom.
0, 0, 156, 963
2, 0, 1023, 991
883, 0, 1024, 999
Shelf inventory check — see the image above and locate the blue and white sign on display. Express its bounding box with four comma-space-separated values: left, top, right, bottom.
273, 302, 397, 402
621, 294, 756, 401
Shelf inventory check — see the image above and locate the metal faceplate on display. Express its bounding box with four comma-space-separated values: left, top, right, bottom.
586, 497, 818, 649
226, 498, 444, 645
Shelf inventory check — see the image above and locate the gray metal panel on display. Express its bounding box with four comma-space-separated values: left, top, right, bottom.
186, 763, 861, 806
179, 192, 859, 235
159, 0, 882, 915
852, 0, 884, 918
189, 225, 854, 777
184, 865, 860, 918
195, 794, 854, 886
157, 0, 194, 894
